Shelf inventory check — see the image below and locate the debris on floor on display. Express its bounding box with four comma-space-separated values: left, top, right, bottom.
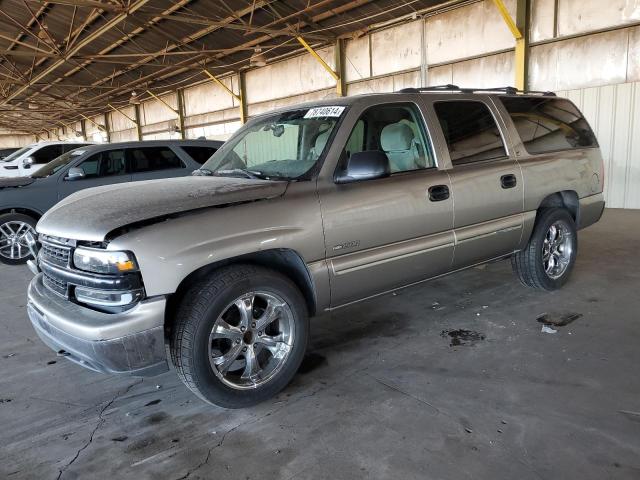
537, 312, 583, 327
541, 325, 558, 334
441, 329, 486, 347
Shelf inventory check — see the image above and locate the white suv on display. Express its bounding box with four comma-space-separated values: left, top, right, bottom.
0, 141, 93, 177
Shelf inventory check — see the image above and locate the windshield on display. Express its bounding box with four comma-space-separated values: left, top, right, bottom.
31, 149, 85, 178
200, 105, 345, 180
0, 146, 31, 163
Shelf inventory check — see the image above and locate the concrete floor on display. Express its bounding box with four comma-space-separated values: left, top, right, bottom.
1, 209, 639, 479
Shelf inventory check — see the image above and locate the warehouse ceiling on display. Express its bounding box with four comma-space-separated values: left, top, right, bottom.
0, 0, 453, 134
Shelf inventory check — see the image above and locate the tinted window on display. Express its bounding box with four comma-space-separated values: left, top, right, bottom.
78, 150, 126, 178
342, 103, 435, 174
181, 146, 218, 165
129, 147, 184, 172
32, 145, 63, 164
434, 101, 507, 165
63, 144, 91, 153
500, 96, 597, 153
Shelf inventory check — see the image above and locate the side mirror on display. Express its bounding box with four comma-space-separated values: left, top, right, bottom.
335, 150, 390, 184
65, 167, 85, 181
22, 156, 35, 169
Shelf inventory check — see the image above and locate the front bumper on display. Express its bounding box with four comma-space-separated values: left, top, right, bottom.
27, 273, 168, 376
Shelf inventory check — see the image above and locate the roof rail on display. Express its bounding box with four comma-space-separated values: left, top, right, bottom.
397, 85, 556, 96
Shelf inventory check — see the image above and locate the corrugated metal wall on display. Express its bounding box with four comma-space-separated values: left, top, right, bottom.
559, 82, 640, 209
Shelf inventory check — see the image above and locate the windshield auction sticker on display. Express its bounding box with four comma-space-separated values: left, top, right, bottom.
304, 106, 346, 118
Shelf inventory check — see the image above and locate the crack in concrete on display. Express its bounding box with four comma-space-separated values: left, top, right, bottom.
55, 379, 143, 480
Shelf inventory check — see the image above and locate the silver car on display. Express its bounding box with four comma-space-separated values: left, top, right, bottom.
26, 87, 605, 408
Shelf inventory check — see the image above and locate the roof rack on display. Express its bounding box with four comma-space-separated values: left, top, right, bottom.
397, 84, 556, 96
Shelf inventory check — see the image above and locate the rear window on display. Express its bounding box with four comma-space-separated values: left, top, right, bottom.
500, 96, 598, 154
434, 100, 507, 165
181, 146, 218, 165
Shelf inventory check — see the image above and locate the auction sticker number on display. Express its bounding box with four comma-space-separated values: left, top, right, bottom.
304, 106, 345, 118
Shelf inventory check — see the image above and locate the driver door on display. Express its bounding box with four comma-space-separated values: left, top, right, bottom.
317, 102, 455, 307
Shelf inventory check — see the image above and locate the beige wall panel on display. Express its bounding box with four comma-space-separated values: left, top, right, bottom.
529, 30, 629, 91
141, 93, 178, 125
427, 64, 454, 86
371, 20, 422, 77
183, 76, 237, 116
247, 88, 335, 117
450, 52, 514, 88
557, 0, 640, 36
109, 106, 137, 132
426, 0, 515, 65
530, 0, 556, 42
109, 128, 137, 142
245, 46, 336, 104
0, 134, 36, 147
344, 35, 371, 82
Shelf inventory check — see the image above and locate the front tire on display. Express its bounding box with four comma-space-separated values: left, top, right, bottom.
0, 213, 37, 265
170, 264, 309, 408
511, 208, 578, 291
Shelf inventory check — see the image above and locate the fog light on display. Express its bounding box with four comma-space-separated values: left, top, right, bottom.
75, 287, 142, 308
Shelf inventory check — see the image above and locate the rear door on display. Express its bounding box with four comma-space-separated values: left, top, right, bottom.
426, 96, 524, 269
317, 101, 455, 307
57, 149, 130, 199
127, 146, 189, 181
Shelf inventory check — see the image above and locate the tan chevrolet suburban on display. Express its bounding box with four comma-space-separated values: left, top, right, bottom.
26, 86, 605, 408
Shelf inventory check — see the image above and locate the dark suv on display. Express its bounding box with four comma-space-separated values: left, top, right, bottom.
0, 139, 221, 264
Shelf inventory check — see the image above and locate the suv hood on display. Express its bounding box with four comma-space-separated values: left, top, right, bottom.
0, 176, 35, 189
38, 176, 289, 241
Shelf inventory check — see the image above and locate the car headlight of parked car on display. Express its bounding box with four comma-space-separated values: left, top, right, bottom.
73, 248, 138, 275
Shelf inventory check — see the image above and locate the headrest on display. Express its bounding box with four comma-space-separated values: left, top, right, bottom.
381, 123, 414, 151
314, 129, 331, 154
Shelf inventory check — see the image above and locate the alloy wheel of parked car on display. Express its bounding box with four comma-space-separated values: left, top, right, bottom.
208, 291, 295, 390
170, 264, 308, 408
542, 220, 574, 280
0, 213, 37, 265
511, 208, 578, 291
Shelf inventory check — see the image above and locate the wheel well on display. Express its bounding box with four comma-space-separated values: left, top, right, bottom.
0, 208, 41, 220
538, 191, 579, 222
164, 249, 317, 337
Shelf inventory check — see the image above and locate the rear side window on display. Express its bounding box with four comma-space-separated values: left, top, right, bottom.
128, 147, 184, 172
434, 101, 507, 165
181, 146, 218, 165
500, 97, 597, 154
32, 145, 64, 164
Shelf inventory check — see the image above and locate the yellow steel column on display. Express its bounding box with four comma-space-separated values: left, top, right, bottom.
492, 0, 529, 91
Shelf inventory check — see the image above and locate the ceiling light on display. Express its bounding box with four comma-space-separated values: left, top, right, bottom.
129, 91, 140, 105
249, 46, 267, 68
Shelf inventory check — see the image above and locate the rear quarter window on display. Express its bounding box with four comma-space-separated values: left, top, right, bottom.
500, 96, 598, 154
181, 146, 218, 165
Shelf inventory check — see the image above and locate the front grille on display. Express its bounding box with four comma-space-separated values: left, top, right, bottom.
43, 271, 68, 297
40, 242, 71, 267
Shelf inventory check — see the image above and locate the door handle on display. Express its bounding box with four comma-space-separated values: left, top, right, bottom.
501, 174, 517, 189
428, 184, 450, 202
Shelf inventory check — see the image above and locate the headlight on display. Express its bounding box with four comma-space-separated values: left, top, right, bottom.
73, 248, 138, 274
75, 286, 143, 308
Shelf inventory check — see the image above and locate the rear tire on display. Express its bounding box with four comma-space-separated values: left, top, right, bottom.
170, 264, 309, 408
511, 208, 577, 291
0, 213, 37, 265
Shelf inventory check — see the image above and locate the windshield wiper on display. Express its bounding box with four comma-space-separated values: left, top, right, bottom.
215, 168, 265, 179
192, 168, 214, 176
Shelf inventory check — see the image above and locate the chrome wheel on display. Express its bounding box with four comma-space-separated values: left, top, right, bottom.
208, 291, 295, 390
0, 221, 35, 261
542, 221, 573, 279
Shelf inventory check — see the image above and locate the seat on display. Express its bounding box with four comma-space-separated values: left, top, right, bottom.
380, 123, 420, 172
309, 128, 331, 161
